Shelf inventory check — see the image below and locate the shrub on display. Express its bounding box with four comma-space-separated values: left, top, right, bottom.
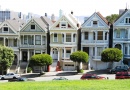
78, 69, 84, 73
27, 67, 32, 73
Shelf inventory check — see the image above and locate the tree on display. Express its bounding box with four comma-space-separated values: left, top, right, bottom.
106, 14, 119, 24
30, 54, 53, 73
101, 48, 123, 68
0, 45, 14, 75
70, 51, 89, 72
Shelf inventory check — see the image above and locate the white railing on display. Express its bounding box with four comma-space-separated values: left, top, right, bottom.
82, 40, 108, 43
20, 45, 45, 48
63, 42, 76, 45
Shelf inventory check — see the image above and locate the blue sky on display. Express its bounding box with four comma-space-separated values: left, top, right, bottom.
0, 0, 130, 17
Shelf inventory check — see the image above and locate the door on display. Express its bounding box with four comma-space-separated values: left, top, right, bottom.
22, 51, 27, 61
52, 49, 58, 60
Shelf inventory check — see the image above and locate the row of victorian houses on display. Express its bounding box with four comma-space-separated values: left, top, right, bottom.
1, 9, 130, 73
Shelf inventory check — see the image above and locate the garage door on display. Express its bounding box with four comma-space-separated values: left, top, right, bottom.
63, 64, 75, 71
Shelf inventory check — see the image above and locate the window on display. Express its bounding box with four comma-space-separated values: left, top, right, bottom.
125, 45, 128, 54
5, 39, 8, 46
61, 22, 66, 28
125, 18, 130, 24
66, 34, 71, 42
14, 39, 17, 47
93, 32, 95, 40
93, 21, 97, 25
97, 31, 103, 40
35, 35, 41, 45
24, 35, 27, 44
97, 47, 103, 56
66, 49, 71, 58
31, 25, 35, 29
54, 33, 57, 42
35, 50, 41, 54
105, 32, 107, 40
3, 27, 8, 32
116, 29, 120, 38
125, 30, 128, 38
84, 32, 88, 40
73, 34, 76, 42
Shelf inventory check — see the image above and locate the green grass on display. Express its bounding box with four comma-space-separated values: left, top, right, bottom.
0, 80, 130, 90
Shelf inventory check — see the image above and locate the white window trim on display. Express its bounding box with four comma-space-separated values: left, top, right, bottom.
2, 27, 9, 33
53, 33, 58, 42
30, 24, 36, 30
60, 21, 67, 28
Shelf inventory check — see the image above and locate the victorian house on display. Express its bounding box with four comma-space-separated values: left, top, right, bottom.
113, 9, 130, 67
50, 12, 81, 71
81, 12, 110, 70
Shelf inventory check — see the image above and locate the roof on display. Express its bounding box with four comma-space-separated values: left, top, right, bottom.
40, 16, 53, 26
114, 9, 128, 23
96, 12, 108, 24
6, 19, 25, 31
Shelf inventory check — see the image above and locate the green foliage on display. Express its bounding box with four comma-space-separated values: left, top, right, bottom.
1, 80, 130, 90
30, 54, 53, 67
0, 45, 14, 71
70, 51, 89, 63
101, 48, 123, 62
106, 14, 119, 24
27, 67, 32, 73
79, 69, 84, 73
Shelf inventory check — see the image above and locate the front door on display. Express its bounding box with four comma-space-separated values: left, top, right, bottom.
22, 51, 27, 62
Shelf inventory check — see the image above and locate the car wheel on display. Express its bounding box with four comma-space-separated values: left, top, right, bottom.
13, 77, 16, 79
1, 77, 4, 80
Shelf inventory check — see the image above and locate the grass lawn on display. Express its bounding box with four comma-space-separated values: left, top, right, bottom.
0, 80, 130, 90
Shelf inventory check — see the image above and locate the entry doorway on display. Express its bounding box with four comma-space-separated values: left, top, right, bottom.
22, 51, 27, 62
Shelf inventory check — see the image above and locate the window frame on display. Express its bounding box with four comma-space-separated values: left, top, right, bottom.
30, 25, 35, 30
53, 33, 58, 42
35, 35, 41, 45
66, 34, 71, 42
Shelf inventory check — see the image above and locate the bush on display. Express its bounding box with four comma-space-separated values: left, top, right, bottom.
78, 69, 84, 73
27, 67, 32, 73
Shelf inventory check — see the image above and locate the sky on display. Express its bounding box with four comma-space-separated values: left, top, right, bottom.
0, 0, 130, 17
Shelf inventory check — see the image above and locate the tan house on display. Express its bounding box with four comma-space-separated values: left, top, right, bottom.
50, 12, 81, 71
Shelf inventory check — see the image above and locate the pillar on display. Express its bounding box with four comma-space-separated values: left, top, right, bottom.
4, 37, 5, 46
34, 35, 35, 45
71, 33, 73, 42
41, 35, 42, 45
28, 49, 30, 61
58, 48, 60, 61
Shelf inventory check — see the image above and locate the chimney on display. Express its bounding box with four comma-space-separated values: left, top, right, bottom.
71, 11, 73, 15
45, 13, 47, 17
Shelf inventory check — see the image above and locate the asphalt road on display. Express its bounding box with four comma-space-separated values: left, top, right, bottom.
21, 70, 115, 81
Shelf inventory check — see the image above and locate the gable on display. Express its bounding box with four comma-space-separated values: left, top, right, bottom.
21, 19, 45, 33
50, 15, 77, 30
114, 10, 130, 26
0, 22, 17, 34
82, 13, 109, 28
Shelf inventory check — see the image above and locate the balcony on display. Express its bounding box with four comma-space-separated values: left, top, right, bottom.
124, 55, 130, 59
20, 44, 46, 49
81, 40, 108, 45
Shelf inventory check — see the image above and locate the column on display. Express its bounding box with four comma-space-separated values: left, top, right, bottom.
41, 35, 42, 45
71, 33, 73, 42
64, 47, 65, 60
95, 31, 97, 41
95, 47, 97, 58
127, 44, 129, 54
64, 33, 66, 43
58, 48, 60, 61
23, 35, 24, 45
34, 49, 35, 55
34, 35, 35, 45
19, 49, 22, 60
28, 49, 29, 61
71, 47, 73, 53
103, 31, 105, 41
4, 37, 5, 46
82, 32, 84, 41
107, 32, 109, 41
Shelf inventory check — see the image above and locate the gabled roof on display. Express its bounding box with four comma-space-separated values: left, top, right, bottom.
50, 13, 81, 30
5, 19, 25, 31
82, 12, 109, 27
114, 9, 128, 23
40, 16, 53, 26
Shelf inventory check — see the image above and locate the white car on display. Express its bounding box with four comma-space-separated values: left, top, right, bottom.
1, 73, 20, 80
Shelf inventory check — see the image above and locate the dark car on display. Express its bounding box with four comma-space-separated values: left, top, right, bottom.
109, 65, 129, 74
80, 74, 106, 80
115, 72, 130, 79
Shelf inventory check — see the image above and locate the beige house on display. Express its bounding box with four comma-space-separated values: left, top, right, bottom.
50, 12, 81, 71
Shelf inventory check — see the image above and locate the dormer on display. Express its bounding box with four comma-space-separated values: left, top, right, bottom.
30, 22, 35, 30
2, 27, 9, 33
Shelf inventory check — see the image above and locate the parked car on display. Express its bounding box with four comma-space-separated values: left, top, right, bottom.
8, 77, 35, 82
80, 74, 106, 80
109, 65, 129, 74
115, 72, 130, 79
1, 73, 20, 80
53, 77, 68, 80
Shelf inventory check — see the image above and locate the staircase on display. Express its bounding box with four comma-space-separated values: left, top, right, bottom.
50, 60, 57, 71
9, 65, 17, 73
19, 62, 28, 74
